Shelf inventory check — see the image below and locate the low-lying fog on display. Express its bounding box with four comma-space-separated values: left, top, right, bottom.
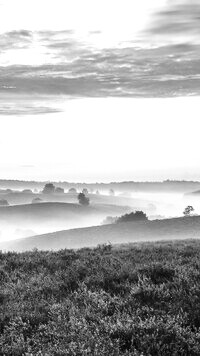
0, 187, 199, 243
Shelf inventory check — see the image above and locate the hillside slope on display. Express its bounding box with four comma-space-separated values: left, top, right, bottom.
0, 202, 129, 221
3, 215, 200, 251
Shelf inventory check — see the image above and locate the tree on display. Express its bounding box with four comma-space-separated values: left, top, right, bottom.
32, 197, 43, 204
101, 216, 117, 225
68, 188, 77, 194
116, 211, 148, 224
96, 190, 100, 195
22, 189, 32, 194
55, 187, 64, 194
42, 183, 55, 194
82, 188, 89, 195
0, 199, 9, 206
183, 205, 194, 217
78, 192, 90, 206
109, 189, 115, 196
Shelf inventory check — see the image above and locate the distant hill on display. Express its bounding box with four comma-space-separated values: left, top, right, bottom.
185, 190, 200, 196
0, 179, 200, 193
0, 202, 130, 226
0, 191, 155, 212
2, 215, 200, 251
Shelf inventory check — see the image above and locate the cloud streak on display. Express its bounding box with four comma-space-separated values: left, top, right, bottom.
148, 0, 200, 41
1, 43, 200, 99
0, 2, 200, 115
0, 30, 32, 51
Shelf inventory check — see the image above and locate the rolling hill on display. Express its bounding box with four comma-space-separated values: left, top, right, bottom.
2, 215, 200, 251
0, 202, 131, 241
0, 201, 127, 221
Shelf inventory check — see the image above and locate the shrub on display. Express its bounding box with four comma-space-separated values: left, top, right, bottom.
116, 211, 148, 223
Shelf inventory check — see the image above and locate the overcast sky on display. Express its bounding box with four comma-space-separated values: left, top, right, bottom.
0, 0, 200, 182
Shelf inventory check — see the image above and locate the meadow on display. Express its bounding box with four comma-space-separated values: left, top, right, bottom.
1, 239, 200, 355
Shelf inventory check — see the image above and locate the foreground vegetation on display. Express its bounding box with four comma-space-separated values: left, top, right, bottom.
1, 240, 200, 355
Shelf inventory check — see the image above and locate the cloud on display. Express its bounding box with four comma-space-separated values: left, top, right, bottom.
0, 93, 63, 115
0, 42, 200, 99
0, 106, 62, 115
148, 0, 200, 41
0, 30, 33, 51
0, 25, 200, 103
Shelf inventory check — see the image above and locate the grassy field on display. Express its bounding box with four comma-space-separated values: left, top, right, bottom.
1, 239, 200, 355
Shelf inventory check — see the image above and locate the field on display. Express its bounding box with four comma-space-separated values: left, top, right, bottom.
1, 239, 200, 355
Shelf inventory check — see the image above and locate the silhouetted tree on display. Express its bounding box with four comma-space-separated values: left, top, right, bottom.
0, 199, 9, 206
22, 189, 32, 194
101, 216, 117, 225
68, 188, 77, 194
32, 197, 43, 204
183, 205, 194, 217
109, 189, 115, 196
116, 211, 148, 223
78, 192, 90, 206
82, 188, 89, 195
55, 187, 64, 194
42, 183, 55, 194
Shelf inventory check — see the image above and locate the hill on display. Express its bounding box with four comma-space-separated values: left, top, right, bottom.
0, 202, 131, 241
2, 215, 200, 251
0, 190, 155, 213
185, 189, 200, 195
0, 202, 129, 222
0, 179, 200, 193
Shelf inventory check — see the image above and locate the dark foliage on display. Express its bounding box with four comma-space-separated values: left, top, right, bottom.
1, 240, 200, 355
0, 199, 9, 206
42, 183, 55, 194
116, 210, 148, 223
102, 216, 118, 225
78, 192, 90, 206
68, 187, 77, 194
55, 187, 65, 194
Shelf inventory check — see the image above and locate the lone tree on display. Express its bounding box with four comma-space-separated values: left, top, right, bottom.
78, 192, 90, 206
42, 183, 55, 194
109, 189, 115, 196
183, 205, 194, 217
32, 197, 43, 204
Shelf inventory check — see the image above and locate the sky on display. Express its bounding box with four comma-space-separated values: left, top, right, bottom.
0, 0, 199, 182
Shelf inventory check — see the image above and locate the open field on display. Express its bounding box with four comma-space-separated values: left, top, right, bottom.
1, 239, 200, 355
3, 215, 200, 251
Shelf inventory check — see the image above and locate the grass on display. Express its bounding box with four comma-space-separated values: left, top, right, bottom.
1, 239, 200, 355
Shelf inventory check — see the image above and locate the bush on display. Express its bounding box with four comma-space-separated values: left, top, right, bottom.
116, 211, 148, 223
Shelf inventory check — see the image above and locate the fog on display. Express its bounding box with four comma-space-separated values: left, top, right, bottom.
0, 184, 198, 244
